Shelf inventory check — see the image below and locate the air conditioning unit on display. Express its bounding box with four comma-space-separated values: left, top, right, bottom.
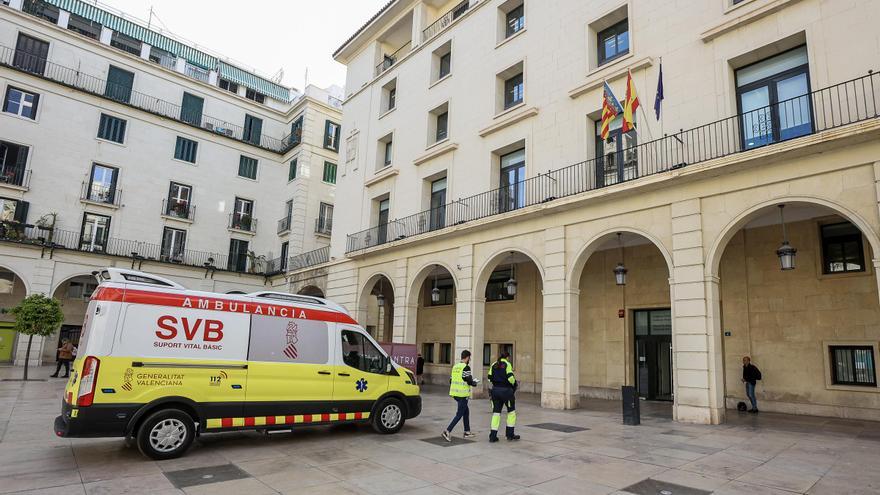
203, 122, 214, 131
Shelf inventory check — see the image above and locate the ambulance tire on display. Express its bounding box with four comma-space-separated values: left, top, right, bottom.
372, 398, 405, 434
136, 409, 196, 460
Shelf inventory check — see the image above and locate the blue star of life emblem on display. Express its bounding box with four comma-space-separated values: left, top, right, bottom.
355, 378, 368, 393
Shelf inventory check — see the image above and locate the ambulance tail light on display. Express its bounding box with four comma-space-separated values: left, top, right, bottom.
76, 356, 100, 407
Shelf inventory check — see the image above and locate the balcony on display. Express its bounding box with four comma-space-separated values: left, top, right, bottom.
162, 199, 195, 222
346, 70, 880, 253
0, 167, 30, 190
315, 217, 332, 236
375, 41, 412, 77
277, 216, 291, 234
80, 182, 122, 207
0, 45, 288, 154
422, 0, 476, 42
228, 212, 257, 233
264, 245, 330, 276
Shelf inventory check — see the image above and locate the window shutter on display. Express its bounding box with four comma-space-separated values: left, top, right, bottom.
13, 200, 29, 223
105, 66, 134, 103
180, 93, 204, 126
324, 120, 331, 148
334, 123, 341, 151
15, 144, 28, 168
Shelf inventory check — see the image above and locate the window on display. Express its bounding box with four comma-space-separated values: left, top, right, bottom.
736, 46, 812, 149
423, 343, 435, 363
180, 92, 204, 126
439, 343, 452, 364
280, 242, 289, 271
104, 66, 134, 103
324, 120, 341, 151
597, 19, 629, 65
429, 177, 447, 230
378, 133, 393, 169
23, 0, 59, 22
830, 346, 876, 386
821, 222, 865, 274
388, 87, 397, 110
634, 309, 672, 336
238, 156, 258, 180
317, 203, 333, 235
594, 117, 637, 188
288, 158, 298, 181
425, 274, 454, 306
499, 343, 514, 363
165, 182, 192, 219
377, 197, 390, 244
3, 86, 39, 119
79, 212, 110, 252
160, 227, 187, 262
245, 88, 266, 104
436, 111, 449, 142
231, 197, 254, 231
341, 330, 387, 374
483, 343, 492, 366
506, 3, 525, 37
381, 78, 398, 113
504, 72, 524, 109
14, 33, 49, 75
384, 138, 393, 166
438, 52, 452, 79
500, 148, 526, 212
174, 137, 198, 163
289, 115, 303, 148
67, 14, 102, 40
248, 317, 329, 363
86, 163, 118, 204
149, 46, 175, 68
0, 141, 29, 187
109, 31, 141, 56
486, 267, 515, 301
243, 114, 263, 145
0, 197, 28, 223
219, 78, 239, 94
322, 161, 337, 184
228, 238, 249, 271
67, 280, 98, 300
96, 114, 126, 144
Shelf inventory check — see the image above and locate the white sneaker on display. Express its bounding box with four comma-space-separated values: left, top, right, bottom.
441, 430, 452, 442
463, 431, 476, 438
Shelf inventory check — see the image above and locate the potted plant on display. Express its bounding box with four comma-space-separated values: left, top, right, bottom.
239, 214, 252, 231
35, 212, 57, 245
246, 250, 267, 274
172, 201, 188, 218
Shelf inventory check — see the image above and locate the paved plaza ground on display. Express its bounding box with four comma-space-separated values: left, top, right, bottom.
1, 366, 879, 494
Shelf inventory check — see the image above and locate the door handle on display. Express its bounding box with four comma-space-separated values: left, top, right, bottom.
338, 372, 351, 377
317, 371, 332, 375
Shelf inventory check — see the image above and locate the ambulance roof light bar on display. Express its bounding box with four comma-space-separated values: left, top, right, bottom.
247, 291, 326, 305
94, 268, 186, 290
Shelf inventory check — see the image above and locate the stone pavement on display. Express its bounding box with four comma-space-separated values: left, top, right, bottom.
2, 366, 879, 494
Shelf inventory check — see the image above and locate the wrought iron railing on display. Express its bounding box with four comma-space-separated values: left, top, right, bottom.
315, 217, 332, 236
278, 216, 291, 234
0, 167, 31, 189
422, 0, 475, 41
162, 198, 195, 221
375, 41, 413, 77
80, 182, 122, 207
228, 213, 257, 233
0, 45, 288, 153
263, 245, 330, 276
347, 70, 880, 253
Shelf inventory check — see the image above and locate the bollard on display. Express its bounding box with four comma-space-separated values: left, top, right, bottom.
621, 385, 640, 425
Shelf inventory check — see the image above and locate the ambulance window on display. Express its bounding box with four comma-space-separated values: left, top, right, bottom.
341, 330, 386, 374
248, 316, 329, 364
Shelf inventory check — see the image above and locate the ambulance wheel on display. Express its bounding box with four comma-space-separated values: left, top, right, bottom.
372, 398, 405, 434
136, 409, 195, 460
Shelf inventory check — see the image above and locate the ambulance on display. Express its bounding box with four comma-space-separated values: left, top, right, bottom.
54, 268, 421, 459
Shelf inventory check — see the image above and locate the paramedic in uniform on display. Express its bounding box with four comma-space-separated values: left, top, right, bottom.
442, 350, 478, 441
488, 351, 519, 442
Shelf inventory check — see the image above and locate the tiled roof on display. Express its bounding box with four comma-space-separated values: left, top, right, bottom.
333, 0, 397, 58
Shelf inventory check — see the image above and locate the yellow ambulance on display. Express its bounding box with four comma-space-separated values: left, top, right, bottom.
54, 268, 421, 459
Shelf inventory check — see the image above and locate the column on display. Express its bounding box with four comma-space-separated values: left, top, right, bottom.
541, 226, 578, 409
139, 43, 152, 61
9, 0, 23, 11
14, 259, 53, 367
391, 258, 407, 343
57, 10, 70, 29
99, 27, 112, 45
455, 245, 486, 397
670, 199, 724, 424
410, 2, 428, 47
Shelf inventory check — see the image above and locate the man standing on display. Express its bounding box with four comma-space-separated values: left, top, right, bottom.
50, 338, 74, 378
742, 356, 762, 413
442, 350, 478, 441
416, 353, 425, 385
488, 351, 519, 442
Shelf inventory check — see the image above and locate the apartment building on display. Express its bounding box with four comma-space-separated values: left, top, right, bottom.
328, 0, 880, 424
0, 0, 341, 365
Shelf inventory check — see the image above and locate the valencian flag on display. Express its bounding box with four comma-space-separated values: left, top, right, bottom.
600, 81, 623, 140
622, 70, 640, 133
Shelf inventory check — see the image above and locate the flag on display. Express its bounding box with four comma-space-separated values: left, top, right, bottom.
622, 71, 640, 133
601, 81, 622, 140
654, 63, 664, 120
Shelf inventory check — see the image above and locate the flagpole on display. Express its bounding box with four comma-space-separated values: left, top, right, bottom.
659, 57, 664, 138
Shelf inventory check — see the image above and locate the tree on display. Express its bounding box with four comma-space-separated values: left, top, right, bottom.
6, 294, 64, 380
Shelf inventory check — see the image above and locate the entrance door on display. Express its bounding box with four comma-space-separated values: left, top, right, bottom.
634, 309, 673, 401
0, 322, 15, 363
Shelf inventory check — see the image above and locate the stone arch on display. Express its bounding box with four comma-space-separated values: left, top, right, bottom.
567, 227, 674, 291
402, 261, 459, 367
357, 271, 395, 341
50, 272, 96, 297
297, 285, 325, 298
706, 196, 880, 279
0, 263, 30, 295
474, 247, 545, 295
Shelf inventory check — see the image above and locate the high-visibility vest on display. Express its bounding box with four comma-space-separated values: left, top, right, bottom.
449, 362, 471, 398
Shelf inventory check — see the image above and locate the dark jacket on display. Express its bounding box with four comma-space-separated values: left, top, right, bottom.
743, 363, 762, 385
416, 356, 425, 375
489, 359, 516, 389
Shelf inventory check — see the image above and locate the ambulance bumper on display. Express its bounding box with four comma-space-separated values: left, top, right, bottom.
54, 400, 135, 438
405, 395, 422, 419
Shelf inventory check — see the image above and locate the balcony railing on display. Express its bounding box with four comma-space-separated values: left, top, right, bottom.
229, 213, 257, 233
0, 223, 241, 272
347, 70, 880, 253
162, 199, 195, 221
422, 0, 476, 41
375, 41, 412, 77
278, 216, 291, 234
315, 217, 332, 236
0, 45, 288, 153
263, 245, 330, 276
0, 167, 30, 189
80, 182, 122, 207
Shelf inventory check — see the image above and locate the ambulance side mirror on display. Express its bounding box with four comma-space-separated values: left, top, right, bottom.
385, 359, 393, 373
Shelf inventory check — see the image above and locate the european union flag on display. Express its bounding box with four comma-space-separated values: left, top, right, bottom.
654, 63, 664, 120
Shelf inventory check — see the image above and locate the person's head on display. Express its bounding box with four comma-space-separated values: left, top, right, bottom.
417, 353, 422, 357
461, 350, 471, 364
61, 338, 69, 344
742, 356, 751, 366
500, 351, 510, 361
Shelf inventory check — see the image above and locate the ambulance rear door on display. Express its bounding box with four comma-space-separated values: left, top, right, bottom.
333, 326, 391, 413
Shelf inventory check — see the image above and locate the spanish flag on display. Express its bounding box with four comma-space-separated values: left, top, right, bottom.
600, 81, 622, 140
622, 70, 640, 133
